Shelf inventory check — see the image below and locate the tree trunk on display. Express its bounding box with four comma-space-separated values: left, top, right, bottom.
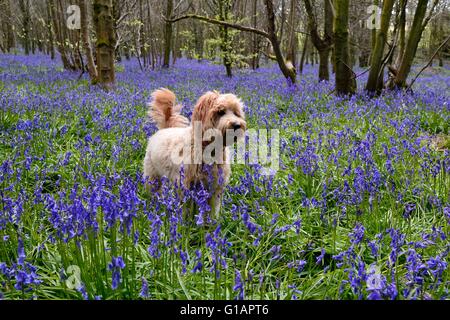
80, 0, 98, 83
147, 0, 156, 69
279, 0, 286, 43
219, 0, 233, 77
18, 0, 31, 55
264, 0, 296, 83
72, 30, 83, 70
438, 15, 444, 67
286, 0, 298, 68
394, 0, 407, 68
365, 0, 395, 93
334, 0, 356, 95
93, 0, 116, 90
138, 0, 147, 68
112, 0, 122, 62
304, 0, 333, 81
394, 0, 433, 88
60, 0, 78, 68
172, 23, 180, 65
319, 49, 331, 81
359, 50, 370, 67
46, 0, 55, 59
50, 0, 73, 69
370, 0, 378, 62
251, 0, 259, 69
299, 34, 309, 74
4, 0, 15, 51
194, 21, 204, 61
163, 0, 173, 68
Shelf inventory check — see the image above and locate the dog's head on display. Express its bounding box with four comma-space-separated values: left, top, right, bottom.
192, 91, 247, 145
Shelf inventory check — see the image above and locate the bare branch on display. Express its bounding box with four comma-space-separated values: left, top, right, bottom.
407, 33, 450, 91
164, 14, 270, 38
422, 0, 440, 30
259, 49, 277, 61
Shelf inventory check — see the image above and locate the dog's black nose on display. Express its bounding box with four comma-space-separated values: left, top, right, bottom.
233, 123, 241, 130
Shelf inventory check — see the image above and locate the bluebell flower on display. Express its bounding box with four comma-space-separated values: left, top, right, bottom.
192, 250, 203, 273
77, 284, 89, 300
140, 277, 149, 298
316, 248, 326, 265
233, 270, 244, 300
108, 256, 125, 290
269, 245, 281, 261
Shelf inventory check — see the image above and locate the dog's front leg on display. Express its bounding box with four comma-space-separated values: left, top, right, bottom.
209, 187, 224, 220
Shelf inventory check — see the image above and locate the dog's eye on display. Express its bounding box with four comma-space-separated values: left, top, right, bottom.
218, 110, 225, 116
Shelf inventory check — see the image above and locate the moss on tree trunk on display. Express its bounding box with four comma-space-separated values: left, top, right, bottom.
365, 0, 395, 93
93, 0, 116, 90
394, 0, 430, 88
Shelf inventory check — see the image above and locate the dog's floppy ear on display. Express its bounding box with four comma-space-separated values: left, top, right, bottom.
192, 91, 219, 126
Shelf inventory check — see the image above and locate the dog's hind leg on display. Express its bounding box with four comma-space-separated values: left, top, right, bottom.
209, 187, 224, 220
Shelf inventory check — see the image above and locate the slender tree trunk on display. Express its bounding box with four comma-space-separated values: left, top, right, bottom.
219, 0, 233, 77
72, 30, 83, 70
331, 46, 336, 73
438, 14, 444, 67
319, 49, 331, 81
112, 0, 122, 62
172, 23, 180, 65
429, 18, 435, 66
50, 0, 72, 69
370, 0, 378, 62
264, 0, 296, 83
304, 0, 333, 81
194, 21, 204, 61
31, 35, 36, 54
80, 0, 98, 83
299, 34, 309, 74
366, 0, 395, 93
163, 0, 173, 68
59, 0, 75, 67
286, 0, 298, 68
251, 0, 259, 69
147, 0, 156, 69
138, 0, 146, 68
334, 0, 356, 95
395, 0, 407, 67
93, 0, 116, 90
18, 0, 31, 55
4, 0, 15, 51
359, 49, 370, 67
394, 0, 434, 88
279, 0, 286, 42
46, 0, 55, 59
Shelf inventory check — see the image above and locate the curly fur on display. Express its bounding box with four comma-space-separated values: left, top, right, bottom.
148, 88, 189, 129
143, 88, 246, 219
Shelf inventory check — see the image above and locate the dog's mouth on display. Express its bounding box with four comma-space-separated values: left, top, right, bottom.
223, 128, 246, 145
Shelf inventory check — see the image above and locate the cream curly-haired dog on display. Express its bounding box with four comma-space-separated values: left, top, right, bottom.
143, 88, 246, 218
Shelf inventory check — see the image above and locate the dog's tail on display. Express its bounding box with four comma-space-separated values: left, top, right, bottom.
148, 88, 189, 129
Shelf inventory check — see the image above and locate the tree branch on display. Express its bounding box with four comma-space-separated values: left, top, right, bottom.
422, 0, 439, 30
407, 34, 450, 91
259, 49, 277, 61
164, 14, 270, 38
